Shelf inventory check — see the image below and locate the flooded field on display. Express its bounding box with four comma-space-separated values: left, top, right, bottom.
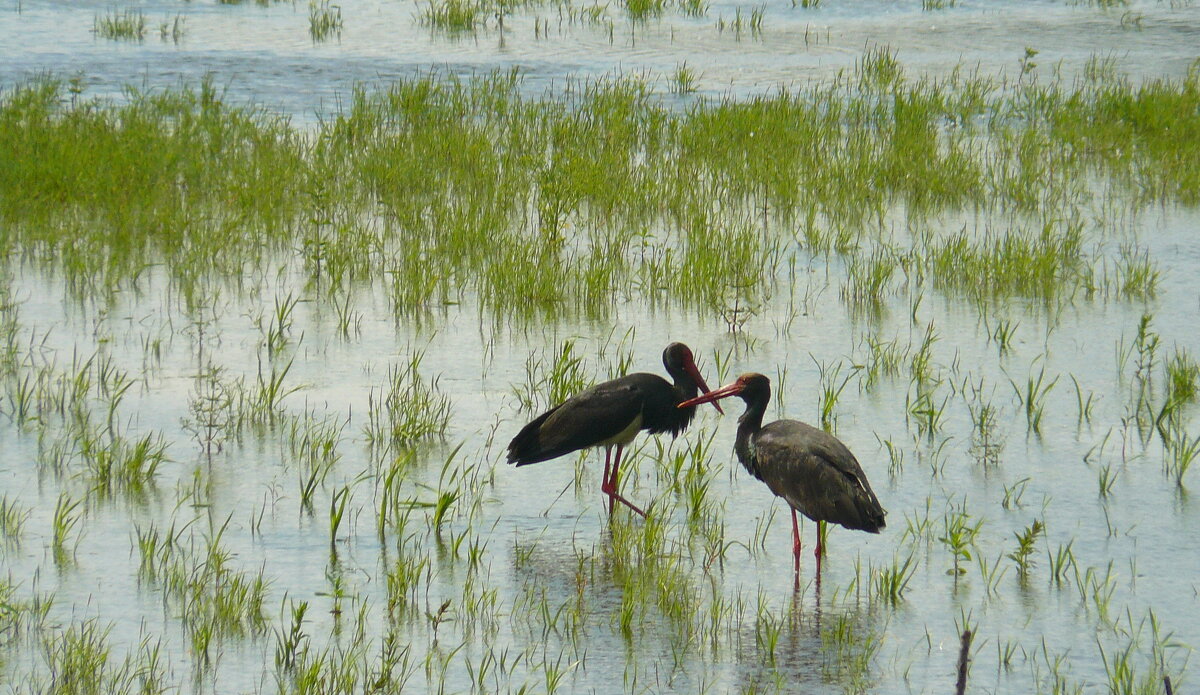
2, 0, 1199, 693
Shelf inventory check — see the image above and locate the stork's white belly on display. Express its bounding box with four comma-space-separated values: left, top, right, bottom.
598, 413, 643, 447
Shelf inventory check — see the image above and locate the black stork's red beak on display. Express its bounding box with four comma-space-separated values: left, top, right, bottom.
682, 353, 724, 415
678, 378, 744, 410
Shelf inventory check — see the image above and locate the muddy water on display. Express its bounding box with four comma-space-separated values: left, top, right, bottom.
3, 0, 1200, 693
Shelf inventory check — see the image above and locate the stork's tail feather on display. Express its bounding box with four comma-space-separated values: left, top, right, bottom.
506, 408, 559, 465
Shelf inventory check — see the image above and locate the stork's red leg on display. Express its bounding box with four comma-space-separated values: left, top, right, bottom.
815, 520, 825, 575
791, 508, 802, 575
608, 446, 621, 515
601, 446, 612, 505
601, 445, 646, 517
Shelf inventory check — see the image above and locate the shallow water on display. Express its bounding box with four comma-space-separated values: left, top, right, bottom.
4, 0, 1199, 118
3, 0, 1200, 693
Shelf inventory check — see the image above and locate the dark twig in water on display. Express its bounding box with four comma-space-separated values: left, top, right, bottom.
1164, 675, 1174, 695
955, 629, 973, 695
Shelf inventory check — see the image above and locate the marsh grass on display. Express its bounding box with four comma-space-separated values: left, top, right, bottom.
158, 14, 186, 43
1165, 349, 1199, 404
1011, 365, 1058, 434
512, 339, 592, 412
136, 516, 269, 654
623, 0, 669, 19
820, 611, 880, 691
2, 53, 1200, 695
872, 553, 916, 605
3, 61, 1200, 320
94, 8, 146, 41
814, 358, 859, 431
81, 429, 167, 497
364, 351, 451, 450
308, 0, 342, 41
927, 223, 1085, 303
420, 0, 488, 31
1163, 427, 1199, 487
26, 620, 171, 695
1158, 349, 1200, 435
52, 494, 84, 565
0, 494, 28, 545
671, 63, 701, 95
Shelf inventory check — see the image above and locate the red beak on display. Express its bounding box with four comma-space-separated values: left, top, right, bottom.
682, 354, 724, 415
678, 379, 743, 410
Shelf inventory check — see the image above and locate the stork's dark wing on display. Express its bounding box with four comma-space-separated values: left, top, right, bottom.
506, 374, 657, 466
753, 420, 886, 532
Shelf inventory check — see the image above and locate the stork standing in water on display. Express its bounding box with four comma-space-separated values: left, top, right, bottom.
507, 343, 722, 517
680, 373, 885, 574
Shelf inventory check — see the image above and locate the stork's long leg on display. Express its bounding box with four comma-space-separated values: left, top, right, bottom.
814, 520, 825, 575
791, 508, 802, 575
601, 446, 612, 506
600, 445, 646, 517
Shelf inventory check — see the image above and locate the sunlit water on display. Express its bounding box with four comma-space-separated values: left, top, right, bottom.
2, 0, 1200, 693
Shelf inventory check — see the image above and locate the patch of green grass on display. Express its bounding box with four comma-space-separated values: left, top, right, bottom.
671, 63, 701, 95
81, 429, 168, 497
0, 494, 28, 545
2, 58, 1199, 323
52, 494, 84, 566
364, 351, 452, 450
841, 246, 898, 308
308, 0, 343, 41
420, 0, 488, 31
28, 619, 171, 695
926, 223, 1086, 303
93, 8, 147, 41
512, 339, 592, 412
1165, 348, 1199, 407
1011, 364, 1059, 434
158, 14, 186, 43
136, 516, 270, 658
872, 552, 916, 605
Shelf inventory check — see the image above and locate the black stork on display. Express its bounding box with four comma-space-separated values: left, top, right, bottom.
679, 373, 885, 574
507, 342, 722, 517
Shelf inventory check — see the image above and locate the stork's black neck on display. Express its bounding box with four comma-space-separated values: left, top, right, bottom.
734, 391, 769, 469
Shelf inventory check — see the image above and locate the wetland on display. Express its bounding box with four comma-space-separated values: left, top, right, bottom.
1, 0, 1199, 693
